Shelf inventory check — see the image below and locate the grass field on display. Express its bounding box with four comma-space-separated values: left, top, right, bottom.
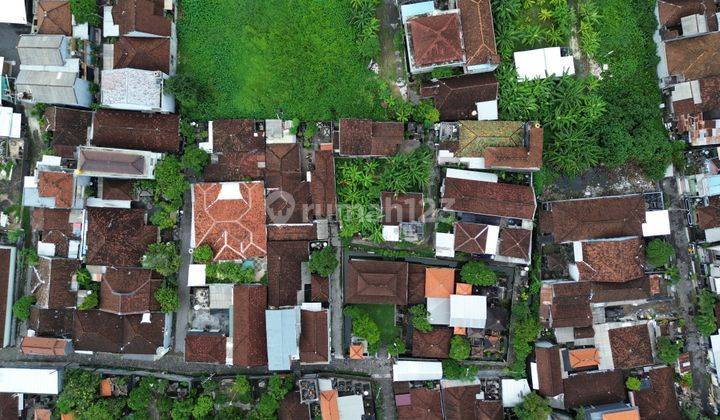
354, 304, 399, 345
177, 0, 386, 121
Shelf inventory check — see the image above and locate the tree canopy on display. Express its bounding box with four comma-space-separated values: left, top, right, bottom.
460, 261, 497, 287
645, 239, 675, 267
513, 392, 551, 420
308, 246, 339, 277
142, 242, 181, 277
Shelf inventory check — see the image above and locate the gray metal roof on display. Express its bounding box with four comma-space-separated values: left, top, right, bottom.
17, 34, 66, 66
16, 70, 80, 105
265, 307, 300, 371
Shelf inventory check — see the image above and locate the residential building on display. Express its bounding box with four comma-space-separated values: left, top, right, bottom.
337, 119, 404, 157
266, 307, 301, 371
0, 246, 16, 347
0, 368, 61, 395
299, 307, 330, 365
232, 284, 267, 367
380, 192, 424, 242
101, 68, 175, 113
72, 310, 167, 356
84, 207, 158, 266
199, 119, 266, 181
20, 336, 73, 356
107, 36, 174, 75
184, 332, 228, 364
420, 73, 499, 121
33, 0, 91, 40
0, 106, 21, 139
42, 107, 91, 158
75, 146, 162, 179
345, 259, 408, 305
103, 0, 174, 38
91, 109, 181, 153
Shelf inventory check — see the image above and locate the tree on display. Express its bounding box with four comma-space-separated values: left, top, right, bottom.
69, 0, 100, 25
695, 290, 718, 337
128, 377, 167, 413
76, 267, 99, 292
646, 239, 674, 267
267, 375, 292, 401
142, 242, 181, 277
442, 360, 478, 380
192, 395, 214, 418
12, 295, 35, 321
232, 375, 252, 403
308, 246, 339, 277
21, 248, 39, 267
78, 292, 98, 311
387, 337, 406, 357
193, 244, 214, 264
56, 370, 101, 414
252, 393, 279, 419
450, 335, 471, 361
657, 337, 683, 365
79, 398, 126, 420
154, 287, 179, 313
513, 392, 551, 420
150, 201, 179, 230
171, 397, 195, 420
409, 304, 433, 333
165, 75, 206, 115
181, 146, 210, 175
460, 261, 497, 287
626, 376, 642, 391
343, 306, 381, 353
153, 156, 188, 206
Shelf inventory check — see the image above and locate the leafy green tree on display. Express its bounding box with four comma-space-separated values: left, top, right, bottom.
646, 239, 674, 267
387, 337, 406, 357
193, 244, 214, 264
12, 295, 35, 321
267, 375, 292, 401
56, 370, 101, 414
78, 292, 98, 311
128, 377, 167, 413
181, 146, 210, 175
192, 395, 214, 418
142, 242, 181, 277
657, 337, 683, 365
154, 287, 179, 313
206, 262, 255, 283
76, 267, 99, 292
165, 75, 207, 116
232, 375, 252, 403
6, 228, 23, 244
153, 156, 188, 207
513, 392, 551, 420
78, 398, 126, 420
694, 290, 718, 337
171, 397, 195, 420
460, 261, 497, 286
69, 0, 100, 25
308, 246, 338, 277
21, 248, 39, 267
150, 201, 179, 230
252, 393, 279, 419
409, 304, 433, 333
442, 359, 478, 380
343, 306, 381, 353
626, 376, 642, 391
449, 335, 471, 361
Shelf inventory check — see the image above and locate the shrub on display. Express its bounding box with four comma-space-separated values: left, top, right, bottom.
192, 395, 214, 419
142, 242, 181, 277
625, 376, 641, 391
206, 262, 255, 283
344, 306, 381, 353
646, 239, 674, 267
460, 261, 497, 287
442, 359, 478, 380
409, 304, 433, 333
657, 337, 683, 365
193, 244, 214, 264
70, 0, 100, 25
231, 375, 252, 403
12, 295, 35, 321
267, 375, 292, 401
128, 377, 168, 413
181, 146, 210, 175
150, 201, 179, 230
513, 392, 551, 420
75, 267, 98, 292
56, 370, 101, 414
6, 229, 23, 244
165, 75, 207, 116
387, 337, 406, 357
21, 247, 39, 267
153, 156, 188, 207
449, 335, 471, 361
154, 287, 179, 313
309, 246, 339, 277
694, 290, 717, 337
78, 292, 98, 311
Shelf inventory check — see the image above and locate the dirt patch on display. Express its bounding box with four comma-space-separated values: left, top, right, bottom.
542, 164, 658, 201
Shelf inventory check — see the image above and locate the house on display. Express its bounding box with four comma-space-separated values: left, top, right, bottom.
98, 267, 162, 315
530, 343, 563, 398
191, 182, 267, 261
442, 385, 502, 420
184, 332, 227, 364
72, 310, 166, 355
28, 307, 74, 338
84, 207, 158, 266
569, 237, 645, 282
381, 192, 424, 242
345, 259, 408, 305
104, 0, 174, 38
76, 146, 162, 179
0, 246, 16, 347
667, 75, 720, 145
299, 308, 330, 364
23, 169, 77, 209
20, 336, 73, 356
411, 327, 452, 358
562, 370, 626, 410
265, 307, 301, 371
420, 73, 499, 121
232, 285, 268, 367
310, 150, 337, 219
633, 366, 681, 420
91, 110, 180, 153
265, 143, 312, 223
33, 0, 90, 40
31, 256, 80, 309
0, 368, 61, 395
42, 107, 91, 158
108, 36, 173, 75
657, 0, 716, 35
267, 241, 309, 308
583, 404, 640, 420
0, 0, 27, 24
600, 322, 656, 370
338, 119, 404, 157
199, 119, 266, 182
101, 68, 175, 113
0, 106, 21, 139
437, 121, 543, 171
396, 388, 443, 419
663, 31, 720, 82
513, 47, 575, 81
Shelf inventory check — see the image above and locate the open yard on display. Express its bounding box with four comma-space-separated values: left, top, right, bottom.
177, 0, 387, 121
354, 304, 399, 345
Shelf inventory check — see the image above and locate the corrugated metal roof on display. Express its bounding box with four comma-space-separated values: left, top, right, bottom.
265, 307, 300, 371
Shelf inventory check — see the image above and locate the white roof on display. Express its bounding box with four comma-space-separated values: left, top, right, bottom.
427, 297, 451, 325
0, 107, 21, 139
449, 295, 487, 328
101, 69, 173, 112
393, 360, 443, 382
0, 368, 61, 394
707, 227, 720, 243
337, 395, 365, 420
400, 1, 435, 24
445, 168, 498, 183
0, 0, 27, 24
435, 232, 455, 258
501, 379, 531, 407
475, 100, 498, 121
642, 210, 671, 237
514, 47, 575, 81
711, 334, 720, 369
188, 264, 206, 287
103, 6, 120, 37
485, 225, 500, 255
382, 225, 400, 242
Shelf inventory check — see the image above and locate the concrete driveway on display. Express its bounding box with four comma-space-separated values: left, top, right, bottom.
0, 23, 30, 77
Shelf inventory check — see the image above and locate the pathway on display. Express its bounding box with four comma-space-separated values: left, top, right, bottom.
173, 189, 193, 353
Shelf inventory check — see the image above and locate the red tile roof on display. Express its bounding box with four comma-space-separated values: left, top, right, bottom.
442, 385, 485, 420
193, 182, 267, 261
408, 263, 426, 305
407, 13, 464, 67
267, 224, 316, 241
101, 179, 136, 201
232, 285, 267, 367
609, 324, 654, 369
534, 345, 563, 397
113, 37, 170, 74
28, 307, 74, 337
397, 388, 443, 420
92, 109, 180, 153
454, 222, 491, 254
345, 259, 408, 305
658, 0, 715, 26
0, 394, 19, 419
339, 119, 404, 156
299, 310, 329, 363
634, 367, 682, 420
35, 0, 72, 35
538, 281, 593, 328
32, 257, 80, 309
184, 333, 227, 364
32, 208, 77, 258
0, 249, 10, 342
113, 0, 171, 37
311, 150, 337, 218
267, 240, 308, 307
310, 275, 329, 303
21, 336, 71, 356
85, 208, 157, 266
44, 107, 91, 158
420, 73, 498, 121
381, 192, 424, 224
498, 227, 531, 261
204, 119, 266, 182
562, 370, 626, 410
576, 238, 645, 283
473, 401, 503, 420
38, 171, 74, 208
697, 196, 720, 229
411, 327, 452, 358
666, 32, 720, 80
457, 0, 499, 67
99, 267, 162, 315
484, 123, 543, 170
72, 311, 165, 354
443, 177, 536, 219
279, 391, 310, 420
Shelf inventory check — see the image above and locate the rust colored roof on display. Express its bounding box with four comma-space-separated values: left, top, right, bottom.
101, 179, 136, 201
381, 192, 424, 224
267, 224, 316, 241
590, 277, 655, 302
535, 345, 563, 397
338, 119, 404, 156
0, 249, 10, 341
602, 409, 640, 420
28, 307, 73, 337
85, 208, 157, 266
443, 177, 536, 219
38, 171, 73, 208
279, 391, 310, 420
92, 109, 180, 153
72, 310, 164, 354
577, 238, 645, 282
454, 222, 491, 254
34, 408, 51, 420
455, 283, 472, 295
265, 143, 300, 182
408, 263, 426, 305
458, 0, 499, 67
634, 367, 682, 420
99, 378, 112, 397
538, 282, 593, 328
453, 327, 466, 335
424, 267, 455, 298
320, 390, 340, 420
21, 336, 70, 356
205, 119, 265, 181
666, 32, 720, 80
311, 150, 337, 218
35, 0, 72, 35
568, 347, 600, 369
539, 195, 646, 243
697, 196, 720, 229
484, 123, 543, 170
442, 385, 483, 420
0, 394, 18, 419
397, 388, 443, 420
43, 107, 91, 158
407, 13, 464, 67
267, 240, 308, 307
193, 182, 267, 261
232, 285, 267, 367
310, 275, 329, 303
113, 37, 170, 74
412, 327, 452, 358
420, 73, 498, 121
349, 344, 364, 359
345, 259, 408, 305
299, 309, 329, 363
499, 227, 531, 261
609, 324, 654, 369
32, 257, 80, 309
32, 208, 77, 258
99, 267, 161, 315
112, 0, 171, 37
562, 370, 626, 410
184, 333, 227, 364
574, 326, 595, 339
474, 401, 503, 420
658, 0, 716, 26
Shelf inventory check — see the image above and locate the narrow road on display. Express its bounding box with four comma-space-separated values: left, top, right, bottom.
173, 189, 193, 353
661, 176, 712, 414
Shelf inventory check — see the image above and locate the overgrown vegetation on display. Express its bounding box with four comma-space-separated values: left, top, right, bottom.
507, 295, 541, 376
625, 376, 642, 391
192, 244, 214, 264
409, 304, 433, 333
513, 392, 551, 420
460, 261, 497, 287
154, 287, 180, 313
694, 290, 718, 337
646, 239, 675, 268
449, 335, 471, 361
69, 0, 100, 26
20, 247, 39, 267
141, 242, 181, 277
12, 295, 35, 321
442, 360, 478, 381
344, 306, 381, 353
657, 337, 683, 365
205, 262, 256, 284
137, 155, 188, 230
308, 246, 339, 277
78, 293, 98, 311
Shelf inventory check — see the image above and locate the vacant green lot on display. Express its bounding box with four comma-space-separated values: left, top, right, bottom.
177, 0, 386, 121
354, 304, 399, 345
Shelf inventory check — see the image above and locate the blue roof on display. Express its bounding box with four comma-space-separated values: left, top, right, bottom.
400, 1, 436, 24
705, 174, 720, 196
265, 308, 300, 371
